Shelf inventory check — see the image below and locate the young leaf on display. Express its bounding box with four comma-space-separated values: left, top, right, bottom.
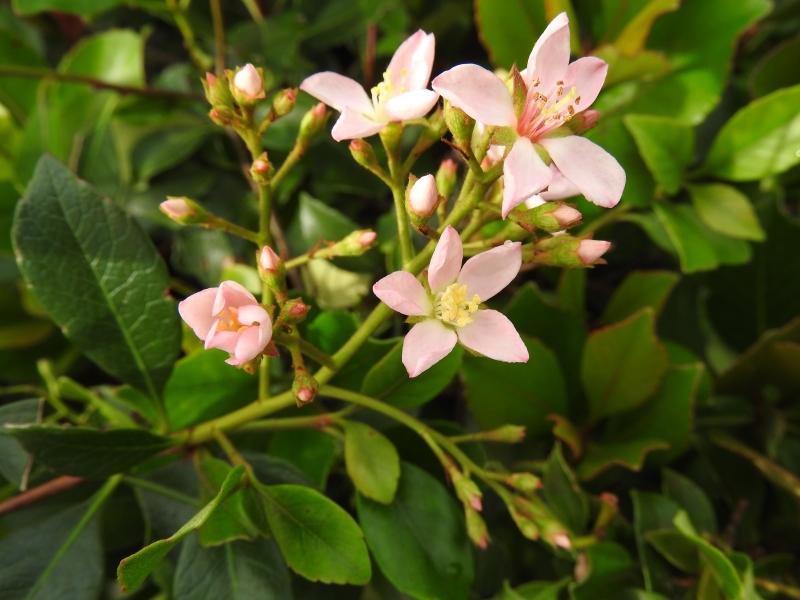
5, 425, 172, 478
688, 183, 765, 241
258, 483, 371, 585
344, 421, 400, 504
624, 115, 693, 195
600, 271, 679, 325
357, 462, 474, 600
581, 309, 668, 421
12, 156, 180, 398
117, 465, 246, 592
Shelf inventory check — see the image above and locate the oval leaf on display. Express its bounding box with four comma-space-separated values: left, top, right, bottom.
688, 183, 765, 241
344, 421, 400, 504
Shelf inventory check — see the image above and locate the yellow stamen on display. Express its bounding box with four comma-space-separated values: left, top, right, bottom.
435, 283, 480, 328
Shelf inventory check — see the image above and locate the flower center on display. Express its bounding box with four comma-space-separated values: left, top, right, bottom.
215, 306, 244, 332
517, 82, 580, 140
371, 73, 395, 108
435, 283, 480, 328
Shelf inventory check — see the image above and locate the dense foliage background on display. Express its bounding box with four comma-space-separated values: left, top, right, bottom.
0, 0, 799, 598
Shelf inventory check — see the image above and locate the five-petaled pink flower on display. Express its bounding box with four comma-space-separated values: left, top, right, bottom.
373, 226, 528, 377
432, 13, 625, 217
300, 30, 439, 141
179, 281, 272, 367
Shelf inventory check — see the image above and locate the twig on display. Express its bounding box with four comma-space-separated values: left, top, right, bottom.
209, 0, 226, 75
0, 476, 84, 516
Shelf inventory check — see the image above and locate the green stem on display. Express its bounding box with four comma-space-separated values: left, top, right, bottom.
123, 475, 199, 506
756, 578, 800, 599
205, 216, 260, 244
258, 360, 269, 402
166, 0, 213, 71
239, 407, 356, 432
57, 377, 135, 427
240, 0, 264, 21
258, 184, 272, 246
271, 141, 306, 190
209, 0, 225, 75
390, 183, 415, 267
579, 204, 633, 237
273, 333, 336, 369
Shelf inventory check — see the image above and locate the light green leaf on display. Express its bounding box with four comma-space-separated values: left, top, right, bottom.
601, 270, 679, 325
474, 0, 547, 69
117, 465, 246, 592
13, 156, 180, 397
303, 259, 371, 310
344, 421, 400, 504
12, 0, 124, 18
361, 340, 463, 409
624, 115, 693, 195
704, 84, 800, 181
611, 0, 680, 56
581, 309, 668, 421
357, 462, 474, 600
259, 483, 371, 585
688, 183, 765, 241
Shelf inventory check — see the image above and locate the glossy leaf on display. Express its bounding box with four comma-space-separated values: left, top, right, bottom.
268, 430, 337, 488
13, 156, 180, 397
344, 421, 400, 504
600, 270, 679, 325
688, 183, 765, 241
474, 0, 546, 68
624, 115, 693, 195
611, 0, 680, 56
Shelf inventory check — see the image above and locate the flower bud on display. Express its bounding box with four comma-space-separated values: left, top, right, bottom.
408, 174, 439, 218
577, 240, 611, 265
202, 72, 234, 108
287, 299, 310, 321
257, 245, 287, 303
508, 505, 539, 540
250, 152, 272, 184
258, 245, 282, 274
465, 507, 490, 550
450, 469, 483, 511
476, 424, 526, 443
506, 472, 542, 493
349, 139, 380, 172
568, 109, 600, 134
435, 158, 458, 199
550, 532, 572, 550
160, 196, 207, 225
325, 229, 378, 258
208, 107, 233, 126
298, 102, 329, 145
232, 63, 265, 104
443, 100, 474, 150
511, 202, 582, 233
292, 370, 318, 406
357, 230, 377, 249
272, 87, 297, 117
552, 204, 583, 228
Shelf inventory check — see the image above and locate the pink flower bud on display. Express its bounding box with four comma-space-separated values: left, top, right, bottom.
205, 72, 217, 86
288, 301, 309, 319
160, 197, 193, 220
358, 230, 377, 248
259, 246, 282, 273
233, 63, 264, 100
253, 157, 270, 174
272, 87, 297, 117
552, 204, 582, 228
577, 240, 611, 265
297, 386, 315, 404
408, 174, 439, 217
552, 532, 572, 549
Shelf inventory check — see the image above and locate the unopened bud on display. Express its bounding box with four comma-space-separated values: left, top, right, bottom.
257, 245, 287, 302
232, 63, 266, 104
508, 505, 539, 540
552, 204, 582, 228
550, 532, 572, 550
408, 174, 439, 218
435, 158, 458, 199
284, 298, 310, 322
357, 230, 377, 248
465, 507, 490, 549
443, 100, 474, 150
326, 229, 378, 257
272, 87, 297, 117
478, 424, 526, 443
450, 469, 483, 511
250, 152, 272, 184
258, 245, 282, 273
202, 72, 234, 108
511, 202, 582, 232
569, 109, 600, 134
577, 239, 611, 265
292, 371, 318, 406
160, 197, 207, 225
298, 102, 329, 145
506, 473, 542, 493
349, 139, 380, 172
208, 107, 233, 126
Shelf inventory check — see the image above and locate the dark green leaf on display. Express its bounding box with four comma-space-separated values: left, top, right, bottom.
662, 469, 718, 535
0, 398, 38, 486
344, 421, 400, 504
578, 438, 669, 480
6, 425, 172, 478
357, 462, 473, 600
600, 270, 679, 325
13, 156, 180, 397
748, 35, 800, 97
267, 430, 337, 488
610, 0, 680, 56
474, 0, 547, 68
12, 0, 124, 17
645, 529, 701, 573
542, 445, 589, 533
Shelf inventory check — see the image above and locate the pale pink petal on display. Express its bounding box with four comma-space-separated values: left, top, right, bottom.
300, 71, 373, 114
331, 108, 385, 141
373, 271, 432, 316
540, 136, 625, 208
564, 57, 607, 110
502, 137, 552, 217
205, 325, 238, 353
402, 319, 458, 377
228, 326, 267, 365
432, 64, 516, 127
524, 194, 546, 209
578, 239, 611, 264
237, 304, 269, 326
178, 288, 217, 340
526, 12, 570, 93
385, 89, 439, 121
387, 30, 435, 91
458, 241, 522, 302
457, 309, 528, 362
540, 164, 580, 200
212, 281, 258, 314
427, 225, 463, 293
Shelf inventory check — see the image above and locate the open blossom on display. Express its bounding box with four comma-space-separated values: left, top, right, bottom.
300, 30, 439, 141
432, 13, 625, 217
373, 226, 528, 377
179, 281, 272, 366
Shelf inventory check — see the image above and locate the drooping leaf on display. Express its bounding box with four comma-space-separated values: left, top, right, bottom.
13, 156, 180, 397
259, 483, 371, 585
581, 309, 668, 421
624, 115, 693, 195
5, 425, 172, 478
344, 421, 400, 504
600, 270, 679, 325
117, 465, 246, 592
357, 462, 474, 600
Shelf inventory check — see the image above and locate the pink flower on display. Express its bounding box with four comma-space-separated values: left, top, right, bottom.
300, 30, 439, 141
373, 226, 528, 377
178, 281, 272, 366
432, 13, 625, 217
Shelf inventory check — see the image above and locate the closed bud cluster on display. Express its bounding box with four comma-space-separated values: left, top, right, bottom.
525, 236, 611, 267
407, 174, 439, 220
511, 203, 582, 233
508, 504, 540, 541
435, 158, 458, 199
292, 370, 318, 406
298, 103, 329, 145
506, 472, 542, 493
465, 507, 490, 549
160, 196, 208, 225
231, 63, 266, 105
272, 87, 297, 117
202, 72, 234, 109
443, 100, 474, 150
250, 152, 273, 184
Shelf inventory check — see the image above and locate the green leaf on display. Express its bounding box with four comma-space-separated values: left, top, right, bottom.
13, 156, 180, 397
474, 0, 547, 68
344, 421, 400, 504
259, 483, 371, 585
132, 125, 212, 184
361, 340, 463, 409
704, 84, 800, 181
624, 115, 693, 195
611, 0, 680, 56
632, 491, 683, 592
12, 0, 124, 17
268, 429, 337, 488
302, 259, 371, 310
662, 469, 718, 535
5, 425, 172, 478
569, 542, 636, 600
542, 445, 589, 534
578, 438, 669, 480
688, 183, 765, 241
462, 336, 567, 435
357, 462, 473, 600
164, 349, 257, 430
117, 465, 246, 592
0, 398, 38, 486
173, 535, 292, 600
748, 36, 800, 97
645, 529, 701, 573
582, 309, 668, 421
601, 270, 679, 325
288, 192, 360, 255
